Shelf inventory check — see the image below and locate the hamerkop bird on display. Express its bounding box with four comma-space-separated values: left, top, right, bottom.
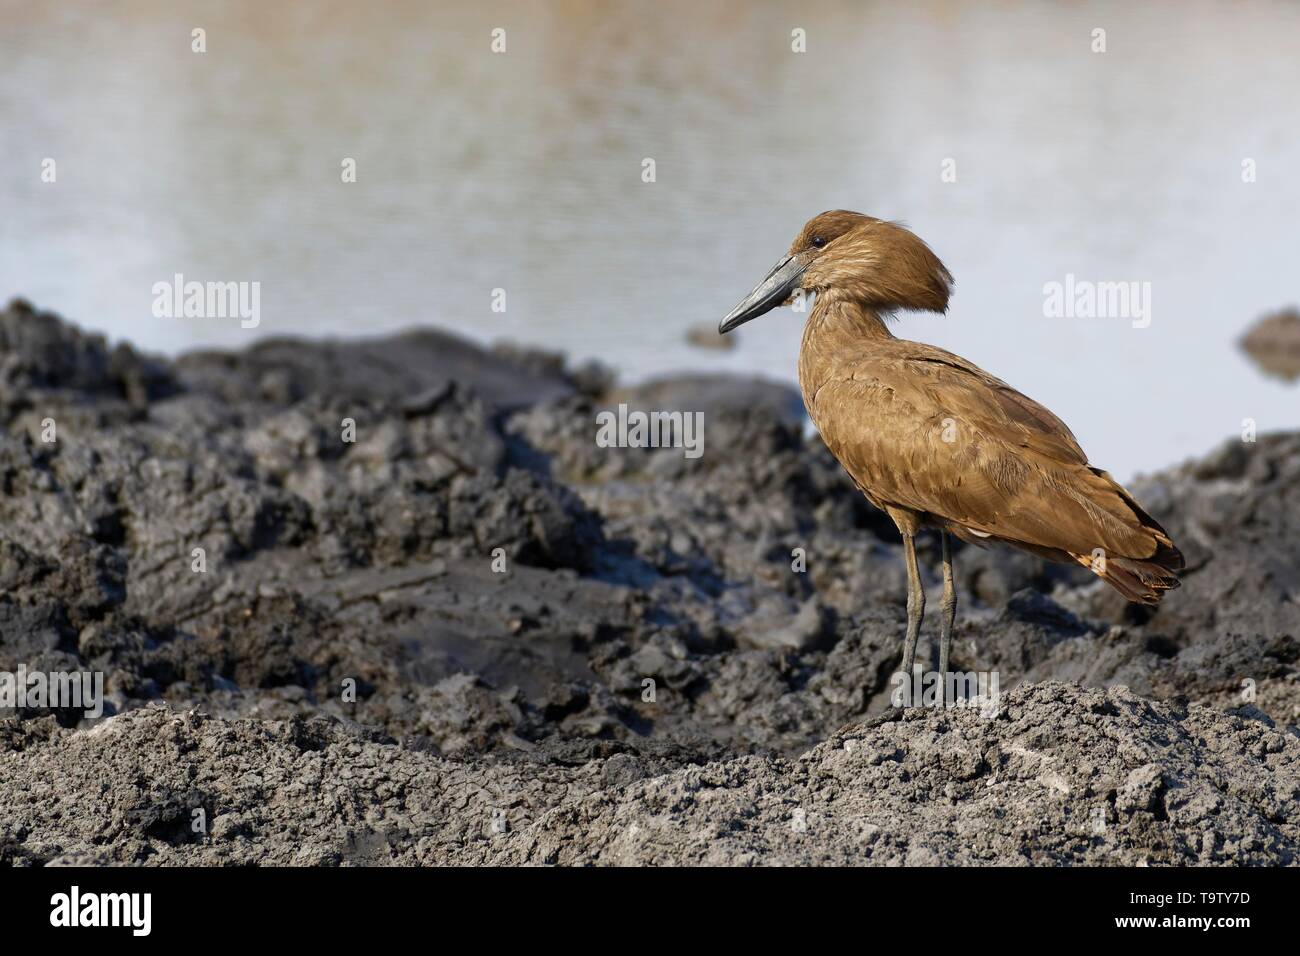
718, 211, 1183, 689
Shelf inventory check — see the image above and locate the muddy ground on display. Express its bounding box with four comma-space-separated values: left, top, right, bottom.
0, 298, 1297, 866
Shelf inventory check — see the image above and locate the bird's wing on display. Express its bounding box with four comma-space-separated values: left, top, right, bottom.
809, 345, 1160, 559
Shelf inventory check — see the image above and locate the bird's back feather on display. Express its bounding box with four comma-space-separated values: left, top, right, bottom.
801, 329, 1183, 603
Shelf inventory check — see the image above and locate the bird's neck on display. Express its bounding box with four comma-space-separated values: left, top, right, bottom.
801, 293, 895, 358
798, 294, 895, 413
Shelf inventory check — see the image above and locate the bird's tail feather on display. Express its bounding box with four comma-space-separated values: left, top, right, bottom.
1075, 469, 1185, 605
1079, 553, 1182, 605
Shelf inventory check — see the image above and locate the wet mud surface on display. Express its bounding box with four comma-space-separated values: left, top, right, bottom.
1, 299, 1297, 865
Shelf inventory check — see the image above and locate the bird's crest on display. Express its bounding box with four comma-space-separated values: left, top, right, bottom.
797, 211, 954, 315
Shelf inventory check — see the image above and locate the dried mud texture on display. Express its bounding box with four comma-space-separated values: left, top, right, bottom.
3, 683, 1296, 865
0, 298, 1297, 866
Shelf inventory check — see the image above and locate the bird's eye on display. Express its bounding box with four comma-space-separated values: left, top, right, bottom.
810, 236, 827, 248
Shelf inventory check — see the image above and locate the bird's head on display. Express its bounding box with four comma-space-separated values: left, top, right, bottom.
718, 210, 953, 334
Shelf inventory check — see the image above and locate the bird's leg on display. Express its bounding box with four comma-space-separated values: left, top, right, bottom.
939, 531, 957, 704
900, 533, 925, 697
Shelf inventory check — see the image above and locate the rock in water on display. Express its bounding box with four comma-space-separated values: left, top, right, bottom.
1240, 307, 1300, 382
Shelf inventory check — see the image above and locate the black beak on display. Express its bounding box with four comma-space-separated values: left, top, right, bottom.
718, 254, 807, 334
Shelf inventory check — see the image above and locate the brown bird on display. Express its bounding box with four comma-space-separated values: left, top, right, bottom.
719, 211, 1183, 692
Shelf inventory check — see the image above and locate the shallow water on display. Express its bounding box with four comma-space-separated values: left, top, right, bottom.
3, 0, 1298, 479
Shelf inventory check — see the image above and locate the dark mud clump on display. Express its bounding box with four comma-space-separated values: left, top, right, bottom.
1, 298, 1297, 865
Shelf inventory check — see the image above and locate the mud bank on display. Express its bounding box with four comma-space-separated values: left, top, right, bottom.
0, 299, 1297, 865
